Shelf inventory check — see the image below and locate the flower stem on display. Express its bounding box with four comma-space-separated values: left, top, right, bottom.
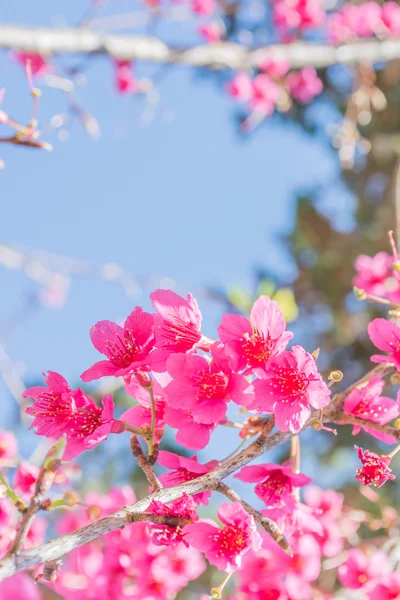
148, 385, 156, 457
386, 442, 400, 460
122, 422, 150, 438
210, 571, 235, 599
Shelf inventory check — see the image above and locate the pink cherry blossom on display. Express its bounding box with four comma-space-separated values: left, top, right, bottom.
250, 75, 280, 116
368, 317, 400, 369
0, 430, 18, 465
235, 462, 311, 507
343, 376, 399, 443
304, 486, 344, 557
114, 60, 138, 94
226, 73, 253, 101
150, 290, 211, 371
24, 372, 122, 460
382, 2, 400, 36
338, 548, 388, 589
163, 405, 216, 450
353, 252, 394, 297
0, 573, 42, 600
272, 0, 325, 31
14, 462, 39, 497
369, 571, 400, 600
81, 306, 155, 381
218, 295, 293, 374
259, 59, 290, 78
157, 451, 218, 505
164, 347, 253, 425
192, 0, 214, 15
287, 68, 323, 104
355, 446, 395, 487
147, 493, 199, 547
12, 51, 50, 77
184, 502, 262, 572
252, 345, 330, 433
199, 23, 222, 42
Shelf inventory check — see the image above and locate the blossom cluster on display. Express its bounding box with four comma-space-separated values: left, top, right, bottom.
0, 277, 400, 598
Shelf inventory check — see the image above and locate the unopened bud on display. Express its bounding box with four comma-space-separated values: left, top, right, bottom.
87, 505, 101, 521
63, 491, 78, 507
311, 348, 320, 360
328, 370, 343, 382
390, 374, 400, 386
353, 287, 367, 300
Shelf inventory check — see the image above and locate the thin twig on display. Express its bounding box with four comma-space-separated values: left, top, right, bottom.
130, 434, 162, 491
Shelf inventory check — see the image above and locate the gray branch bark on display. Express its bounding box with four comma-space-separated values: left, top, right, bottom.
1, 25, 400, 69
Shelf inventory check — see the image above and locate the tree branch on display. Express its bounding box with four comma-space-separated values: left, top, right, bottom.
2, 25, 400, 70
0, 364, 396, 581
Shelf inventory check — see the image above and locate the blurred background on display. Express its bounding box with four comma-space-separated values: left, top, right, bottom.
1, 0, 400, 571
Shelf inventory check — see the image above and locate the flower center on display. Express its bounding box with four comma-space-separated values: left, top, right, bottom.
158, 317, 201, 351
105, 331, 140, 368
270, 365, 309, 401
67, 404, 103, 438
216, 525, 248, 557
192, 371, 228, 401
256, 472, 291, 504
241, 331, 273, 367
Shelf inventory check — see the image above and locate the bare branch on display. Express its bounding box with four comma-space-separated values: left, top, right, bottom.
2, 25, 400, 70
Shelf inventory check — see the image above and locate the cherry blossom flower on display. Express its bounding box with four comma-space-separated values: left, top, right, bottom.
252, 345, 330, 433
369, 571, 400, 600
304, 486, 344, 557
272, 0, 325, 31
250, 75, 280, 116
0, 430, 18, 465
184, 501, 262, 572
157, 451, 218, 505
192, 0, 214, 15
147, 493, 199, 547
164, 346, 253, 425
14, 462, 39, 498
368, 318, 400, 370
81, 306, 155, 381
12, 51, 50, 77
163, 405, 216, 450
287, 68, 323, 104
0, 574, 42, 600
226, 73, 253, 101
343, 376, 399, 443
353, 252, 394, 298
259, 59, 290, 78
235, 462, 311, 507
338, 548, 389, 589
218, 295, 293, 374
114, 60, 138, 94
24, 372, 122, 460
150, 290, 211, 371
355, 446, 395, 487
199, 23, 222, 42
382, 2, 400, 36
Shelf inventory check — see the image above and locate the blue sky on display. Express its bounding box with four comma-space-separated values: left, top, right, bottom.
0, 2, 338, 417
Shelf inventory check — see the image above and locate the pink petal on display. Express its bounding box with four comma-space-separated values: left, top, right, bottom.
81, 360, 119, 382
